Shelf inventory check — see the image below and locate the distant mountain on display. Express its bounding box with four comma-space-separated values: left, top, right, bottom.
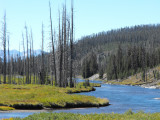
0, 49, 44, 59
0, 50, 20, 58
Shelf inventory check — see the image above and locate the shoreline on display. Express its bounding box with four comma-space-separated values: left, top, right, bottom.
0, 105, 110, 113
78, 75, 160, 89
0, 100, 109, 113
105, 81, 160, 89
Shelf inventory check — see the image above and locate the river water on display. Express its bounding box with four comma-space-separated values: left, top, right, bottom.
1, 79, 160, 119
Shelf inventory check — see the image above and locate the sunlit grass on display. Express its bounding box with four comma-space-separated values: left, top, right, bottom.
0, 82, 109, 110
6, 110, 160, 120
0, 106, 15, 111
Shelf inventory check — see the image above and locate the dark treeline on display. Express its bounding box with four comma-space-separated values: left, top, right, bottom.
75, 24, 160, 61
0, 1, 75, 88
107, 45, 160, 81
81, 52, 98, 78
78, 24, 160, 80
76, 24, 160, 54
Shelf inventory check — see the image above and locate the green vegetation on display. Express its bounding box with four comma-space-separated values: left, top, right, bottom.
6, 110, 160, 120
0, 106, 15, 111
0, 82, 108, 110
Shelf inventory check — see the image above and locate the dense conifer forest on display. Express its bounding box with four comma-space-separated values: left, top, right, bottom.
77, 24, 160, 80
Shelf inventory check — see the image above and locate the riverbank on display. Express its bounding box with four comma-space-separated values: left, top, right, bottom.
5, 110, 160, 120
0, 82, 109, 111
2, 82, 160, 118
76, 74, 107, 81
105, 75, 160, 89
104, 66, 160, 89
105, 79, 160, 89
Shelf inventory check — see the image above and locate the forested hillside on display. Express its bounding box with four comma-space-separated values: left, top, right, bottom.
76, 24, 160, 80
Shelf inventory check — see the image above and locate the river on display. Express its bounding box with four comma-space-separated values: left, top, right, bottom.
1, 79, 160, 119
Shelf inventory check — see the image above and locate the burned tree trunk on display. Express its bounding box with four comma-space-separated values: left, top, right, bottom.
49, 2, 57, 86
22, 33, 26, 84
40, 23, 45, 85
8, 36, 11, 84
63, 4, 67, 87
70, 1, 74, 87
3, 12, 7, 84
31, 31, 35, 84
29, 36, 32, 84
25, 25, 29, 84
57, 12, 62, 87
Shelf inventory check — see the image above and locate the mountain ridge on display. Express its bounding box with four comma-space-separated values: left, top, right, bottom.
0, 49, 46, 59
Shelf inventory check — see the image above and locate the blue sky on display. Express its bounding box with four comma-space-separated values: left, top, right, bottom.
0, 0, 160, 51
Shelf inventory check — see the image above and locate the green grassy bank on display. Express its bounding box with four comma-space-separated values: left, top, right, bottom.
5, 110, 160, 120
0, 82, 108, 110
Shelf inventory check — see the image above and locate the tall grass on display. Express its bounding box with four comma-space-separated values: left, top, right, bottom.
0, 83, 109, 110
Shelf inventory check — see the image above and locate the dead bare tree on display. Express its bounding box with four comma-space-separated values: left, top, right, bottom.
61, 8, 65, 87
25, 25, 29, 84
3, 12, 7, 84
8, 35, 11, 84
49, 1, 75, 87
29, 34, 32, 84
28, 30, 34, 84
10, 55, 14, 84
49, 48, 53, 85
57, 11, 62, 87
35, 52, 39, 84
66, 18, 70, 86
63, 4, 67, 87
49, 2, 57, 86
70, 0, 74, 87
40, 23, 45, 84
31, 30, 35, 84
18, 41, 21, 84
22, 33, 26, 84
